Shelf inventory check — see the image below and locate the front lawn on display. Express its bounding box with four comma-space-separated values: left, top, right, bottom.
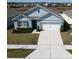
7, 49, 72, 58
8, 29, 72, 45
7, 29, 39, 44
7, 49, 34, 58
61, 32, 72, 45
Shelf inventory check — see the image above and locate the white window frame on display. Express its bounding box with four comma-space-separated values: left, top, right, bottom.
17, 21, 29, 28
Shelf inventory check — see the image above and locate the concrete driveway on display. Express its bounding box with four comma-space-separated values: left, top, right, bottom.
25, 30, 72, 59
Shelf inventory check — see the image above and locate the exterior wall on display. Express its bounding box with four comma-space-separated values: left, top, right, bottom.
37, 21, 42, 29
38, 15, 63, 22
28, 20, 32, 28
28, 8, 48, 17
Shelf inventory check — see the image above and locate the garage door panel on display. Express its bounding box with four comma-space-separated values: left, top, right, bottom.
42, 24, 60, 31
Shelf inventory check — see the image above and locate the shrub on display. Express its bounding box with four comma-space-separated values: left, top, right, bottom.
60, 25, 64, 32
13, 28, 33, 33
36, 25, 43, 32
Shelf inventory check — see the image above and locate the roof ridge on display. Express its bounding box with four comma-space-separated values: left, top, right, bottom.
23, 5, 39, 14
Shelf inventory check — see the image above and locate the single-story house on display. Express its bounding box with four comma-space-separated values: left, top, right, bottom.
11, 14, 32, 30
12, 5, 65, 31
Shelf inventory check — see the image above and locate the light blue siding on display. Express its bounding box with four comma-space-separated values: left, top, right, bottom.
28, 8, 48, 17
24, 7, 49, 18
39, 15, 63, 22
18, 17, 30, 21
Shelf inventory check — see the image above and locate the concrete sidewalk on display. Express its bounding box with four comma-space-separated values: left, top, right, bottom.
25, 30, 72, 59
7, 45, 36, 49
7, 45, 72, 49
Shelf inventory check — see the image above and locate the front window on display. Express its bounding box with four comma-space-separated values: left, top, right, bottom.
18, 21, 22, 27
17, 21, 29, 28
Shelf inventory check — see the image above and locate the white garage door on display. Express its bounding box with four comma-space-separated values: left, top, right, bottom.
42, 24, 61, 31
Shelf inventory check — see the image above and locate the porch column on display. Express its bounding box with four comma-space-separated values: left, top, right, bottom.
14, 21, 17, 30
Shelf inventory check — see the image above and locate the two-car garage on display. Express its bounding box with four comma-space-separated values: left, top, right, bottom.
42, 24, 61, 31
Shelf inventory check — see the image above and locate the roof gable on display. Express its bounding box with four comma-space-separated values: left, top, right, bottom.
11, 5, 64, 22
38, 13, 63, 22
42, 14, 63, 22
23, 5, 64, 20
23, 5, 50, 19
18, 18, 29, 21
11, 14, 32, 21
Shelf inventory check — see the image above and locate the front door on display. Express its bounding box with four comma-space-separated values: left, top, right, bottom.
32, 20, 37, 29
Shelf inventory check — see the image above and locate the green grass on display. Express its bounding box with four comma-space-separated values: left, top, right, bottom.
7, 49, 72, 58
7, 49, 34, 58
61, 32, 72, 45
7, 29, 39, 44
67, 50, 72, 54
8, 29, 71, 45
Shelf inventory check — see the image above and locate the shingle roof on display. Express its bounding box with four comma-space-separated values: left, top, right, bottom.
63, 10, 72, 18
7, 8, 21, 18
7, 0, 72, 3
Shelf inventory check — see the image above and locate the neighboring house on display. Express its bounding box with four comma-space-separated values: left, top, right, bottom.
7, 0, 72, 3
11, 5, 65, 31
7, 0, 72, 8
60, 10, 72, 28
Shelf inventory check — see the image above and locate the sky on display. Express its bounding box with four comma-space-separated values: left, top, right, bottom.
7, 0, 72, 3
